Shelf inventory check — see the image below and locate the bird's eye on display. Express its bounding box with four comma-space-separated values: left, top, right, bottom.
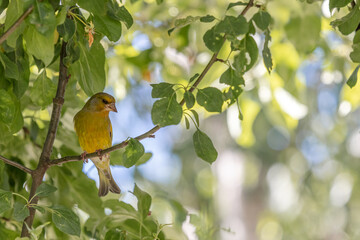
102, 99, 109, 104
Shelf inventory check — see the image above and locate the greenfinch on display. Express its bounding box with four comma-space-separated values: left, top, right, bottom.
74, 92, 121, 197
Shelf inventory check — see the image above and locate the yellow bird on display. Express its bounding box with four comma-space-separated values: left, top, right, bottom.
74, 92, 121, 197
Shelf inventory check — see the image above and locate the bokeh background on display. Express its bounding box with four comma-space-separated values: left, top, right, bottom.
6, 0, 360, 239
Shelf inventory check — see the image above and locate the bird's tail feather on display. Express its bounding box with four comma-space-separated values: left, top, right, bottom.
97, 166, 121, 197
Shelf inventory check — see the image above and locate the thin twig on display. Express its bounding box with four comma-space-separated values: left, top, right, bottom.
0, 5, 34, 45
0, 155, 33, 174
50, 125, 161, 165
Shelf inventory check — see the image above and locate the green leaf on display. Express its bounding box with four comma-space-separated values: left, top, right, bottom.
226, 1, 247, 10
168, 199, 187, 225
200, 15, 215, 23
132, 184, 152, 220
56, 6, 68, 25
190, 109, 200, 127
135, 152, 153, 166
105, 228, 126, 240
151, 96, 183, 127
233, 35, 258, 73
13, 37, 30, 98
151, 82, 175, 98
24, 25, 54, 66
286, 13, 321, 51
0, 0, 8, 15
263, 29, 273, 73
156, 0, 164, 4
351, 31, 360, 63
0, 189, 12, 214
215, 15, 248, 36
193, 129, 218, 164
93, 14, 122, 42
57, 18, 76, 42
196, 87, 224, 113
219, 67, 245, 86
189, 73, 199, 83
329, 0, 352, 10
77, 0, 106, 15
184, 116, 190, 129
107, 3, 133, 29
123, 138, 145, 168
29, 1, 56, 37
30, 71, 57, 108
330, 2, 360, 35
69, 41, 106, 96
168, 16, 200, 35
64, 38, 81, 66
4, 0, 27, 48
184, 91, 195, 109
35, 182, 57, 198
223, 85, 243, 104
0, 89, 15, 124
51, 205, 81, 236
0, 52, 19, 81
203, 27, 223, 52
347, 65, 360, 88
32, 205, 46, 214
13, 202, 29, 222
252, 11, 271, 31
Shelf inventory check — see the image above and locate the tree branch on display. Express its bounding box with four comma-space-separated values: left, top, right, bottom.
0, 5, 34, 45
50, 0, 257, 167
0, 155, 33, 174
50, 125, 161, 165
21, 41, 69, 237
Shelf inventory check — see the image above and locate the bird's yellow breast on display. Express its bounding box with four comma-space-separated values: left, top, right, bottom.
74, 110, 112, 153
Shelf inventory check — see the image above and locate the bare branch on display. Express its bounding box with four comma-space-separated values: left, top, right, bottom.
0, 155, 33, 174
0, 5, 34, 45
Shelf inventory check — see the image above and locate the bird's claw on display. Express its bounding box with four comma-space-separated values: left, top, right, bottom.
96, 149, 103, 161
81, 151, 88, 163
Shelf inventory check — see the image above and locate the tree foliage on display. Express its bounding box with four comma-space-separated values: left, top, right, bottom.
0, 0, 359, 239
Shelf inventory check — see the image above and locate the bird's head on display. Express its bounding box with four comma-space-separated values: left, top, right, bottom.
84, 92, 117, 113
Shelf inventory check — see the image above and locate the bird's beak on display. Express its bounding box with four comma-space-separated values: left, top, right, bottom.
108, 103, 117, 112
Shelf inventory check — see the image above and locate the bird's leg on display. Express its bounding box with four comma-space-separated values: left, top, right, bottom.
96, 149, 103, 161
81, 151, 88, 163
